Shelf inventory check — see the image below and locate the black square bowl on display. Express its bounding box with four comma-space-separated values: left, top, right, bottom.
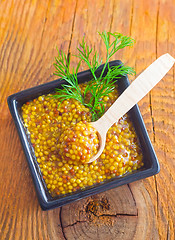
7, 60, 160, 210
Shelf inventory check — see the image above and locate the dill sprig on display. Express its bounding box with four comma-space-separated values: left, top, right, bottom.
83, 64, 135, 121
53, 49, 83, 104
76, 37, 102, 81
98, 32, 135, 79
53, 31, 135, 121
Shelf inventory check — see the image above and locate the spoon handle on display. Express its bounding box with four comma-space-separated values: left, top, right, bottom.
96, 53, 175, 130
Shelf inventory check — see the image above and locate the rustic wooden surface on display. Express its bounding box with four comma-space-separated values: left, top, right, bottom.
0, 0, 175, 239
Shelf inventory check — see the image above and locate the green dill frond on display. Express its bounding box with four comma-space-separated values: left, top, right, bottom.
53, 31, 135, 121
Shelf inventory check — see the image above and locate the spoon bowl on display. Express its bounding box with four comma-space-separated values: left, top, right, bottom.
88, 53, 175, 163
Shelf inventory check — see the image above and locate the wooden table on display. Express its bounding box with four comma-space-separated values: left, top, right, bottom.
0, 0, 175, 239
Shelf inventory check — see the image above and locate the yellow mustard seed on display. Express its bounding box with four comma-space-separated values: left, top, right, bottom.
110, 166, 115, 171
38, 96, 44, 101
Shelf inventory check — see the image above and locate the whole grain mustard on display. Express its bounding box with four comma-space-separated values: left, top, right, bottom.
22, 83, 143, 197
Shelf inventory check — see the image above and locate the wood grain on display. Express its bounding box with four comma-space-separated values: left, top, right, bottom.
0, 0, 175, 239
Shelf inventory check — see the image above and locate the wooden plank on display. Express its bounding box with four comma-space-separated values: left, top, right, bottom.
0, 0, 76, 239
150, 1, 175, 239
0, 0, 175, 239
128, 0, 175, 239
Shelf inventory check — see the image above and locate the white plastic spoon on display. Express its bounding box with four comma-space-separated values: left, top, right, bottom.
88, 53, 175, 163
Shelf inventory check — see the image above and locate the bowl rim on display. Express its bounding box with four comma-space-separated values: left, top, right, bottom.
7, 60, 160, 210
